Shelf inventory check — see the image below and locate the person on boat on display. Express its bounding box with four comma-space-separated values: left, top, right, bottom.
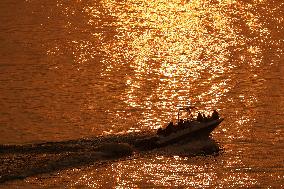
157, 128, 163, 136
212, 110, 219, 120
202, 114, 208, 122
167, 122, 174, 128
197, 112, 203, 122
178, 119, 188, 130
164, 122, 174, 135
178, 119, 184, 127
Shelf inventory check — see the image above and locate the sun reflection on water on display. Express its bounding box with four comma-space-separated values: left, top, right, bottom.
94, 0, 271, 131
64, 155, 258, 188
41, 0, 281, 136
36, 0, 281, 140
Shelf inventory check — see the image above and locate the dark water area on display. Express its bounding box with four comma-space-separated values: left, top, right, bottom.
0, 0, 283, 188
0, 133, 220, 184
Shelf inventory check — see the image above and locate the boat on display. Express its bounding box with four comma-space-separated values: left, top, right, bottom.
155, 117, 224, 147
134, 108, 224, 150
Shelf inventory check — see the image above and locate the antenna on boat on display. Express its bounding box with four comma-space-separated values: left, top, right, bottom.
177, 106, 196, 122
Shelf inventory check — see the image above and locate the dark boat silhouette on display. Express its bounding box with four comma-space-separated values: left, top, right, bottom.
134, 108, 224, 150
155, 118, 224, 146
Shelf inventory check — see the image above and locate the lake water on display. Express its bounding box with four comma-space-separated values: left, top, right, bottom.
0, 0, 283, 188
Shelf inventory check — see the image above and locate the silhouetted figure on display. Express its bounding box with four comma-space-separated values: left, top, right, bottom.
178, 119, 184, 127
202, 114, 208, 122
212, 110, 219, 120
203, 114, 210, 122
178, 119, 189, 130
165, 122, 174, 135
180, 122, 187, 129
167, 122, 174, 128
197, 112, 203, 122
157, 128, 163, 135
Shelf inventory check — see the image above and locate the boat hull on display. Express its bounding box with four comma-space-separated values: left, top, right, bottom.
134, 118, 224, 150
155, 118, 224, 148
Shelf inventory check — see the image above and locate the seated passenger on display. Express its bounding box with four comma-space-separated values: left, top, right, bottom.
157, 128, 163, 135
212, 110, 219, 120
203, 114, 209, 122
167, 122, 174, 128
165, 122, 174, 135
178, 119, 184, 127
197, 112, 203, 122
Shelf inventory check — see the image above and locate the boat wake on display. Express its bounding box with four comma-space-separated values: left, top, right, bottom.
152, 137, 221, 157
0, 132, 220, 184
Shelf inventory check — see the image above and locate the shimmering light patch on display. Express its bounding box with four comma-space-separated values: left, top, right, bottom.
236, 115, 250, 126
42, 0, 275, 132
99, 0, 262, 130
65, 156, 258, 188
11, 0, 280, 140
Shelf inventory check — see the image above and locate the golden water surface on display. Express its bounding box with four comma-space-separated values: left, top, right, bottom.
0, 0, 283, 188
